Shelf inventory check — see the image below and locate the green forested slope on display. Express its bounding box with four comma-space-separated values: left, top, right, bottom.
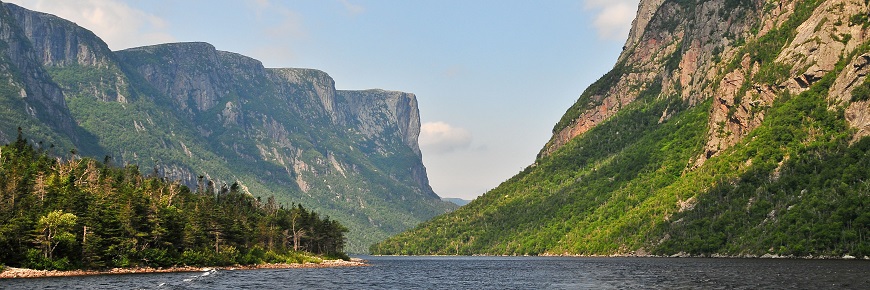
373, 63, 870, 257
372, 0, 870, 257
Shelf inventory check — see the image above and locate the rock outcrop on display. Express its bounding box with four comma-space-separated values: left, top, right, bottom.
545, 0, 870, 165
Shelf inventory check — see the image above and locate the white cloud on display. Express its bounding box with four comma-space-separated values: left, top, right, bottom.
6, 0, 175, 50
584, 0, 639, 41
419, 122, 472, 155
339, 0, 365, 16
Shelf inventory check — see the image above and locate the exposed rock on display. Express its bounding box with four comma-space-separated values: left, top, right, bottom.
833, 53, 870, 141
4, 4, 112, 67
5, 3, 129, 103
0, 3, 77, 143
548, 0, 870, 166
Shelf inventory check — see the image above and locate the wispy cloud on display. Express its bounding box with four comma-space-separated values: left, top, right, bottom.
442, 65, 464, 78
339, 0, 365, 16
419, 122, 472, 155
584, 0, 639, 41
6, 0, 175, 50
248, 0, 271, 9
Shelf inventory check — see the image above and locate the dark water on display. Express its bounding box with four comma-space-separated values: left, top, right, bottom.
3, 256, 869, 289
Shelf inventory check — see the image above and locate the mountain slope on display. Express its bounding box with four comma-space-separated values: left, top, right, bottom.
0, 3, 455, 253
372, 0, 870, 257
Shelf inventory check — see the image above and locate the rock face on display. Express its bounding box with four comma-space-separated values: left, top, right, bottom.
0, 3, 454, 253
0, 3, 77, 144
545, 0, 870, 164
5, 3, 130, 104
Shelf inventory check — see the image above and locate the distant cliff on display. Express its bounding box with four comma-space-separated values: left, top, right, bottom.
374, 0, 870, 258
0, 2, 455, 253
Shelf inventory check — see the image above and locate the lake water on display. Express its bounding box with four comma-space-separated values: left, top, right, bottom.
3, 256, 869, 289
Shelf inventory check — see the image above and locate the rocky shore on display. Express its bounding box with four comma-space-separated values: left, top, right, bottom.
537, 252, 870, 260
0, 258, 366, 279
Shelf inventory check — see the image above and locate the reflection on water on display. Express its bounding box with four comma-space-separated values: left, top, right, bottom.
3, 256, 869, 289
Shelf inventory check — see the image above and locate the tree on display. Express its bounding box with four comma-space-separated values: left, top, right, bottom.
36, 210, 78, 259
290, 208, 306, 251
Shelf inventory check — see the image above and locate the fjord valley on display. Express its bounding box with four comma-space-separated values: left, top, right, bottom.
0, 0, 454, 259
373, 0, 870, 258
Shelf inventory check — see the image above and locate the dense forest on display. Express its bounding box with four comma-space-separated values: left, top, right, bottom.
0, 132, 348, 270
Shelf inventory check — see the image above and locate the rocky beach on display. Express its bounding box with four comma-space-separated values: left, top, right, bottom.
0, 258, 366, 279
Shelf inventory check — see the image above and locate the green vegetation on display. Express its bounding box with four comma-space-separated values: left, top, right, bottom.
654, 65, 869, 256
851, 75, 870, 102
550, 63, 627, 137
374, 84, 711, 255
0, 133, 348, 270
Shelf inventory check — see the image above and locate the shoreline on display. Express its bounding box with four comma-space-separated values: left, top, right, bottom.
0, 258, 367, 279
371, 253, 870, 260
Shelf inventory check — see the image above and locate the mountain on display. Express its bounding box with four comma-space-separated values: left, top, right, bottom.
0, 2, 455, 253
442, 198, 473, 206
372, 0, 870, 257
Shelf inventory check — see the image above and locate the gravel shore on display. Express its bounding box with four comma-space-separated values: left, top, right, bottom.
0, 258, 366, 279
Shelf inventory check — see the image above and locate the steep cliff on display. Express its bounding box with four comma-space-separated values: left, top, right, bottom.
0, 3, 454, 253
5, 3, 130, 105
0, 3, 77, 147
374, 0, 870, 257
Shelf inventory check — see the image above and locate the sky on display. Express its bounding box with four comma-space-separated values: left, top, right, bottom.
7, 0, 639, 200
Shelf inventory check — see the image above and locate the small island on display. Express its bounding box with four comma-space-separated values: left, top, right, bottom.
0, 132, 355, 278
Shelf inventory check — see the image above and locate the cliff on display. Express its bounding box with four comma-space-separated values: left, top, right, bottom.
374, 0, 870, 257
0, 3, 454, 253
544, 0, 870, 162
0, 3, 77, 146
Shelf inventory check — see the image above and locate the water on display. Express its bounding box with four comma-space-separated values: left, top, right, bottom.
3, 256, 869, 289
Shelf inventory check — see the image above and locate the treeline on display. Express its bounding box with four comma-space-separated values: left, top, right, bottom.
0, 132, 348, 270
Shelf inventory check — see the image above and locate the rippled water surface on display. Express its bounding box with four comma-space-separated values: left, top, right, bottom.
3, 256, 869, 289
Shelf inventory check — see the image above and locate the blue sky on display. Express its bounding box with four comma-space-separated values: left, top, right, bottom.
8, 0, 639, 200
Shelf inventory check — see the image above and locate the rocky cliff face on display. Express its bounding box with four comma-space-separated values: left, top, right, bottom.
5, 4, 112, 67
545, 0, 869, 164
0, 3, 454, 253
6, 3, 130, 104
117, 42, 269, 114
374, 0, 870, 257
337, 89, 434, 197
0, 3, 77, 144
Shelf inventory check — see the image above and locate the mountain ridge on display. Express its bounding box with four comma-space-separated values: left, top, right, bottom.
0, 2, 455, 253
